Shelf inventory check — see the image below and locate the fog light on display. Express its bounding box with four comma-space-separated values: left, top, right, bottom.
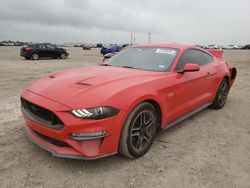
70, 131, 107, 141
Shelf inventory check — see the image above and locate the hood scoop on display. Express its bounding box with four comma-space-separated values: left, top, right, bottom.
76, 82, 92, 86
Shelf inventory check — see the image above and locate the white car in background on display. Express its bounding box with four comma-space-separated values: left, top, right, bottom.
207, 45, 225, 50
226, 45, 239, 50
207, 45, 220, 49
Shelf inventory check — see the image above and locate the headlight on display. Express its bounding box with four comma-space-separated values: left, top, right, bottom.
71, 106, 119, 119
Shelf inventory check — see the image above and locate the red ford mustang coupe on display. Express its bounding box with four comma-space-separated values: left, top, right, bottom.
21, 44, 237, 159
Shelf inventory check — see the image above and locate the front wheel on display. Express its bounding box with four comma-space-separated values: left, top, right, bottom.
119, 102, 158, 158
211, 78, 229, 109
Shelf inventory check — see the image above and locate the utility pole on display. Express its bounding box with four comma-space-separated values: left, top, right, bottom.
148, 32, 151, 44
130, 33, 133, 45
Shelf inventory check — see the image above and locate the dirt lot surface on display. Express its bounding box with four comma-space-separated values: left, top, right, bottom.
0, 46, 249, 188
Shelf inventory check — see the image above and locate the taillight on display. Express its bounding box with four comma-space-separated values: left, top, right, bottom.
25, 47, 33, 52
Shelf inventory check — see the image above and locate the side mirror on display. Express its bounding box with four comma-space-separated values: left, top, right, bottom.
178, 63, 200, 73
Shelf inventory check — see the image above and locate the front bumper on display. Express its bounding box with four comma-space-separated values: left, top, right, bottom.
21, 90, 125, 159
22, 125, 115, 159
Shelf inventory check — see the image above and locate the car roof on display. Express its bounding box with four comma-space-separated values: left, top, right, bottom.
30, 43, 53, 45
132, 43, 198, 51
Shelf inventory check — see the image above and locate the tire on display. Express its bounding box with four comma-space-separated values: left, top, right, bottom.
119, 102, 158, 158
211, 78, 229, 109
31, 53, 39, 60
25, 57, 30, 60
59, 52, 67, 59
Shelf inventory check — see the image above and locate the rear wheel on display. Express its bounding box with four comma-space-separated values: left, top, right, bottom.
31, 53, 39, 60
211, 79, 229, 109
60, 52, 67, 59
119, 102, 158, 158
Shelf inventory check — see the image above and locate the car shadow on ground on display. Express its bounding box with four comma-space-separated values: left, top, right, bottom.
22, 107, 212, 170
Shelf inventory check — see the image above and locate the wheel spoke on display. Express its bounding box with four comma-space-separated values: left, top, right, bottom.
146, 117, 155, 129
136, 136, 143, 150
132, 126, 140, 131
140, 112, 146, 125
132, 115, 142, 131
143, 132, 151, 143
218, 95, 222, 101
131, 130, 140, 137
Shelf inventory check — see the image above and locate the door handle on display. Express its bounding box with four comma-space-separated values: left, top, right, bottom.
206, 72, 211, 75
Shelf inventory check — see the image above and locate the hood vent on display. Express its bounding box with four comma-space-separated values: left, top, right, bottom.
76, 82, 92, 86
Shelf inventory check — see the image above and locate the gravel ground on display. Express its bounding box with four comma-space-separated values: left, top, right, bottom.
0, 46, 249, 188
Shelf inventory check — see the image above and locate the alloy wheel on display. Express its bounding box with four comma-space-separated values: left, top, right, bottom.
130, 110, 156, 152
32, 53, 39, 60
218, 81, 228, 106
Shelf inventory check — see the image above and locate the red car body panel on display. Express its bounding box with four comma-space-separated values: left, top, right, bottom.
21, 44, 237, 159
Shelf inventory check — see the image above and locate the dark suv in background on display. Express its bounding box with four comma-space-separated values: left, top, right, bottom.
20, 43, 69, 60
241, 44, 250, 50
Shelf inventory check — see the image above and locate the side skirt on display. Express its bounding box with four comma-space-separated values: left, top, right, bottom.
161, 103, 212, 132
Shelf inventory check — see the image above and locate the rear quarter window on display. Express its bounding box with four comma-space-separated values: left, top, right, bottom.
37, 44, 46, 49
176, 49, 213, 70
203, 52, 213, 64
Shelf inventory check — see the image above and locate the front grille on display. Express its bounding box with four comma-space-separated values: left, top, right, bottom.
21, 98, 64, 130
33, 129, 69, 147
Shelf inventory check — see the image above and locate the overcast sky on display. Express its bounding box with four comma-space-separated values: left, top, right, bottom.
0, 0, 249, 45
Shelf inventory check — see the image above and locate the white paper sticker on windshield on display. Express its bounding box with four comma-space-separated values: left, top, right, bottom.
158, 65, 166, 69
156, 49, 176, 55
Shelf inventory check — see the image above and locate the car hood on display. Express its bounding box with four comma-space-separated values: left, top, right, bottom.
26, 66, 164, 109
58, 47, 66, 51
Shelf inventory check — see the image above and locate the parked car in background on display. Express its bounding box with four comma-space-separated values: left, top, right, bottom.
207, 45, 219, 49
100, 44, 122, 55
218, 45, 226, 50
226, 45, 238, 50
82, 44, 91, 50
102, 44, 130, 62
122, 44, 130, 48
195, 45, 207, 49
241, 44, 250, 50
207, 45, 226, 50
20, 43, 69, 60
103, 52, 118, 62
96, 43, 103, 48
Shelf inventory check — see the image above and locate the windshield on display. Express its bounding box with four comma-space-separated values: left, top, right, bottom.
106, 47, 179, 72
